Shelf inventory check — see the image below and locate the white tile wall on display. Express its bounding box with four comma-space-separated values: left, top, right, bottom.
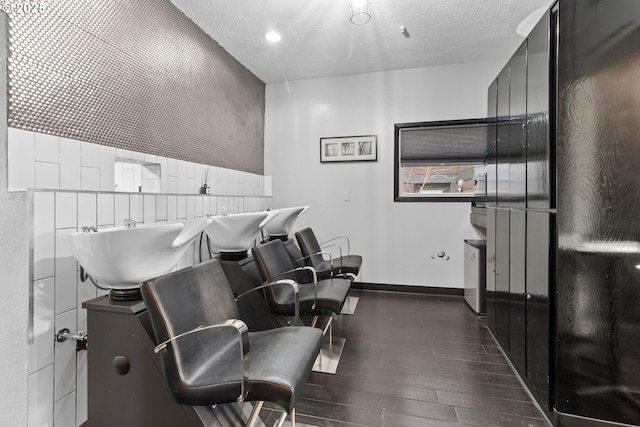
143, 194, 156, 224
76, 351, 88, 425
186, 195, 195, 220
14, 130, 271, 427
35, 133, 60, 163
156, 195, 167, 221
55, 193, 78, 230
116, 148, 131, 160
167, 157, 177, 176
35, 162, 60, 190
54, 309, 77, 401
8, 127, 35, 189
264, 175, 273, 197
59, 138, 81, 191
81, 142, 100, 168
29, 277, 55, 375
81, 167, 100, 191
177, 195, 187, 220
130, 194, 144, 223
114, 193, 130, 227
55, 230, 78, 315
177, 160, 187, 194
78, 193, 97, 229
54, 391, 76, 427
167, 195, 177, 222
158, 156, 168, 192
28, 364, 54, 427
33, 192, 55, 281
97, 193, 114, 226
99, 146, 117, 192
186, 160, 195, 178
11, 130, 268, 198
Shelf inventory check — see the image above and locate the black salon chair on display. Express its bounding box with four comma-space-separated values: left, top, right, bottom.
252, 239, 351, 317
295, 227, 362, 281
141, 259, 323, 427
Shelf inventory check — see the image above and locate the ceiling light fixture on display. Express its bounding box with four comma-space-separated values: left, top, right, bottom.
265, 32, 282, 42
516, 7, 547, 37
350, 0, 371, 25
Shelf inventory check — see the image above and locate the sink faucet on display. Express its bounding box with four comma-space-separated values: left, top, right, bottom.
124, 219, 137, 229
81, 226, 98, 233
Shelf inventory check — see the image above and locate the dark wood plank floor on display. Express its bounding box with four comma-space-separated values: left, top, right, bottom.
267, 290, 551, 427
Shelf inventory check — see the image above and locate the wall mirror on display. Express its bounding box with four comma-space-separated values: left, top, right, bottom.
394, 118, 488, 202
114, 158, 161, 193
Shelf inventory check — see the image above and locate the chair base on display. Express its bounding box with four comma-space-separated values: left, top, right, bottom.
194, 401, 299, 427
312, 335, 346, 374
340, 295, 359, 315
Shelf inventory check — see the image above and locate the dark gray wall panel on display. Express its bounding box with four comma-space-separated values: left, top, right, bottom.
556, 0, 640, 423
6, 0, 265, 174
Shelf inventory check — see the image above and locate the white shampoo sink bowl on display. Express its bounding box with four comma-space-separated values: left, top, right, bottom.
263, 206, 310, 239
71, 218, 212, 298
205, 211, 279, 258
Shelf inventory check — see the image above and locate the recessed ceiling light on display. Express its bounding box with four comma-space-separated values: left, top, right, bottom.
265, 32, 282, 42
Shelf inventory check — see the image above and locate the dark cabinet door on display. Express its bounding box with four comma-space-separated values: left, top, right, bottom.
509, 209, 527, 376
526, 210, 553, 412
509, 42, 527, 210
526, 10, 552, 210
486, 207, 497, 333
496, 65, 510, 208
495, 208, 510, 351
487, 79, 498, 208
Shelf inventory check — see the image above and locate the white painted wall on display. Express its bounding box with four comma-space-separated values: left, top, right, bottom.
0, 192, 29, 427
265, 62, 501, 287
0, 13, 29, 423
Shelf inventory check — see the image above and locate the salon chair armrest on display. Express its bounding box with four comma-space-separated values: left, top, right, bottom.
318, 245, 343, 267
299, 251, 335, 273
153, 319, 250, 401
235, 280, 302, 323
320, 235, 351, 255
154, 319, 249, 354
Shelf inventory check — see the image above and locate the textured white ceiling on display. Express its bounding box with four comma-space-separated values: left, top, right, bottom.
169, 0, 554, 83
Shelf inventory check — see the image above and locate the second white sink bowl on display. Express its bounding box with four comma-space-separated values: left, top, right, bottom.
71, 218, 212, 290
263, 206, 310, 238
205, 211, 279, 254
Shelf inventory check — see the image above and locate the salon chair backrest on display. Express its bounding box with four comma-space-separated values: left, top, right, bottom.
142, 260, 245, 405
295, 227, 325, 267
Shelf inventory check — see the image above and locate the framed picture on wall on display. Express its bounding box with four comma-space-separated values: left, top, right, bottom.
320, 135, 377, 163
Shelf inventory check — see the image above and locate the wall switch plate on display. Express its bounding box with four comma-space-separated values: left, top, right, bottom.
344, 191, 350, 201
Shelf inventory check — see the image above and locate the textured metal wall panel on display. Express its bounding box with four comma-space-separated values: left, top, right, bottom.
6, 0, 265, 174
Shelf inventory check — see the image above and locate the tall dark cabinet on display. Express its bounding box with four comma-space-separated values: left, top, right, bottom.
486, 5, 554, 415
487, 1, 640, 426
